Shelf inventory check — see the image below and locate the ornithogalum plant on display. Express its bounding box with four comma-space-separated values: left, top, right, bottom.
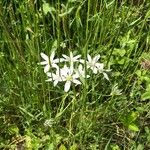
39, 51, 110, 92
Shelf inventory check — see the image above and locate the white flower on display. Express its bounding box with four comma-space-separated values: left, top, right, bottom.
97, 63, 110, 80
110, 83, 122, 96
46, 68, 63, 86
86, 54, 101, 74
38, 51, 111, 91
62, 52, 81, 64
76, 64, 90, 78
60, 42, 66, 48
61, 65, 81, 92
39, 52, 62, 73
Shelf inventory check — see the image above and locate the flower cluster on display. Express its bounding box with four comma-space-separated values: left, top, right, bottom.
39, 51, 110, 92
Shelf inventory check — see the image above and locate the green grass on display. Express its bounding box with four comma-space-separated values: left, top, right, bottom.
0, 0, 150, 149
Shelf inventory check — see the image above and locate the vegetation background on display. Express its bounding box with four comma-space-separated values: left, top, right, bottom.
0, 0, 150, 149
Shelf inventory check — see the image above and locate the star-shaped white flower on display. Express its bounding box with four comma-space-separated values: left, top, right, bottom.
86, 54, 101, 74
97, 63, 110, 80
76, 64, 90, 78
39, 52, 62, 73
61, 65, 81, 92
110, 83, 122, 96
62, 52, 81, 64
46, 68, 63, 86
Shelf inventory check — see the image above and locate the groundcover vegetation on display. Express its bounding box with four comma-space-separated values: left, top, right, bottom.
0, 0, 150, 149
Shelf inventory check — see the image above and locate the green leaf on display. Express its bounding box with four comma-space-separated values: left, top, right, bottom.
58, 144, 67, 150
124, 111, 139, 124
8, 125, 19, 135
128, 123, 139, 132
145, 9, 150, 19
136, 144, 144, 150
135, 70, 142, 77
70, 144, 78, 150
110, 144, 120, 150
19, 107, 34, 118
25, 136, 32, 149
113, 49, 126, 57
118, 59, 125, 65
59, 7, 74, 17
43, 2, 51, 15
45, 143, 55, 150
42, 2, 56, 15
142, 91, 150, 101
120, 112, 138, 127
129, 112, 138, 122
51, 40, 58, 51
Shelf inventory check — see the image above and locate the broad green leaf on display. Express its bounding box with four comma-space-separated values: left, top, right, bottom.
129, 112, 138, 122
8, 125, 19, 135
118, 59, 125, 65
45, 143, 55, 150
110, 144, 120, 150
113, 49, 126, 57
123, 112, 138, 124
43, 2, 51, 15
142, 91, 150, 101
128, 123, 139, 132
58, 144, 67, 150
121, 112, 138, 127
25, 136, 32, 149
137, 144, 144, 150
135, 70, 142, 77
42, 2, 56, 15
70, 143, 78, 150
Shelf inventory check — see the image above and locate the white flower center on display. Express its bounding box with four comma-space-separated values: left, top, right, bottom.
66, 75, 73, 81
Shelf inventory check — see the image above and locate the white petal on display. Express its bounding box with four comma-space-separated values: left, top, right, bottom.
86, 62, 91, 69
61, 76, 66, 81
106, 69, 111, 72
86, 75, 90, 78
54, 80, 58, 86
103, 73, 109, 80
93, 67, 98, 74
70, 52, 73, 59
61, 65, 68, 76
53, 58, 59, 63
78, 64, 83, 72
70, 65, 74, 74
60, 70, 66, 77
73, 73, 79, 79
46, 78, 52, 82
59, 58, 65, 62
87, 54, 91, 62
62, 54, 68, 59
74, 55, 81, 60
44, 65, 50, 73
47, 72, 52, 77
64, 81, 71, 92
93, 55, 100, 62
96, 63, 104, 69
40, 53, 49, 62
50, 51, 55, 61
79, 59, 84, 64
38, 61, 48, 65
78, 65, 84, 76
52, 63, 59, 69
73, 79, 81, 85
